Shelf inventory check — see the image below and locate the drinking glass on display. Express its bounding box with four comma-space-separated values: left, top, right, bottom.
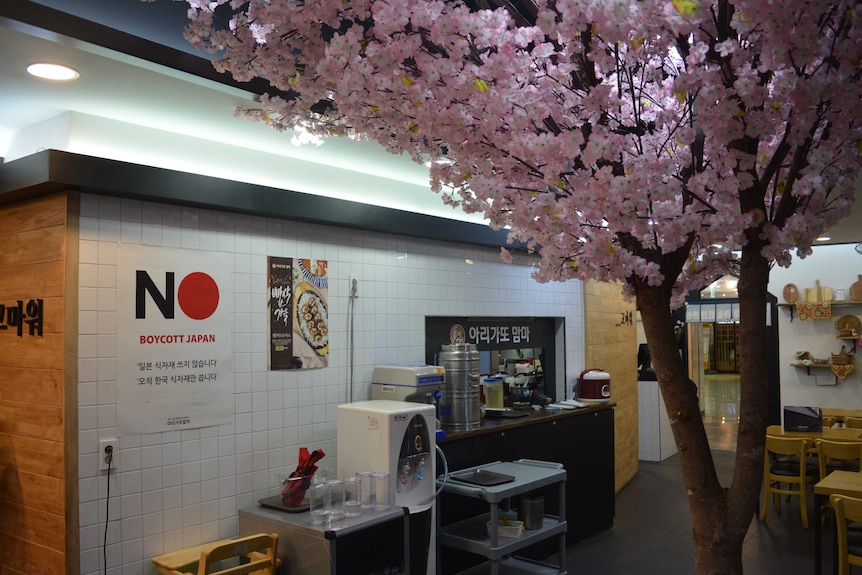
343, 476, 363, 518
309, 482, 331, 525
327, 479, 345, 521
371, 472, 391, 511
357, 470, 374, 510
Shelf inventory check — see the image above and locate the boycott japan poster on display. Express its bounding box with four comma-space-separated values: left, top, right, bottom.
117, 245, 233, 435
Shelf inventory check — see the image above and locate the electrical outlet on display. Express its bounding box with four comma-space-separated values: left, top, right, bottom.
99, 438, 118, 472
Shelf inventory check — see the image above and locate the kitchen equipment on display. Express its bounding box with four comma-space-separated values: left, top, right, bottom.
851, 275, 862, 302
574, 369, 612, 403
518, 494, 545, 530
437, 343, 481, 431
239, 503, 409, 575
371, 363, 446, 402
337, 400, 436, 575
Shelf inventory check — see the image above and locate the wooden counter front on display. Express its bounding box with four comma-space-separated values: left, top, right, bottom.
437, 403, 615, 547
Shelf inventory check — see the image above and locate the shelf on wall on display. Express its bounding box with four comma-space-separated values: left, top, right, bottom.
777, 300, 862, 322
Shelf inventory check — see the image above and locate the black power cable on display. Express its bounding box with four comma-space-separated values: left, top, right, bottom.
103, 445, 113, 575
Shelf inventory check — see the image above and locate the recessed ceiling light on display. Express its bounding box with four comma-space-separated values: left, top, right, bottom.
27, 62, 79, 81
815, 236, 831, 242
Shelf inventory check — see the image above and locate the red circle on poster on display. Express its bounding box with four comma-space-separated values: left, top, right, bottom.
177, 272, 219, 320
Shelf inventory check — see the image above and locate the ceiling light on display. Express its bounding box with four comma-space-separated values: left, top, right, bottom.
26, 62, 79, 81
815, 236, 831, 242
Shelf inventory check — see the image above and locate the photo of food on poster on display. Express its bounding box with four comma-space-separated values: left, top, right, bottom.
268, 257, 329, 370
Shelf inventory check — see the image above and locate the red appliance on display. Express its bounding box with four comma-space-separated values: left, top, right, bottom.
576, 369, 611, 403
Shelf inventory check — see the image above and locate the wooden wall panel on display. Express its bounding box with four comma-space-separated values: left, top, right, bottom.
0, 401, 64, 442
0, 225, 66, 268
584, 280, 638, 493
0, 198, 66, 234
0, 434, 65, 479
0, 192, 78, 575
0, 368, 64, 406
0, 262, 65, 300
0, 333, 65, 370
0, 533, 66, 575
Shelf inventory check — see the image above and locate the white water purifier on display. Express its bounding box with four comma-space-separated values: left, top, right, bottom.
337, 400, 436, 575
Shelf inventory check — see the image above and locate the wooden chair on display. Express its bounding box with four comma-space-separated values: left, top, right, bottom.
830, 494, 862, 575
816, 439, 862, 479
823, 416, 838, 429
844, 417, 862, 429
761, 435, 819, 528
815, 440, 862, 524
152, 533, 279, 575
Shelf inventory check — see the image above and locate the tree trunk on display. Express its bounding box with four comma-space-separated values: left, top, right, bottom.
636, 247, 770, 575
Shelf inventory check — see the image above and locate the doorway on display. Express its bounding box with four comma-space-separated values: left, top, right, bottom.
694, 323, 741, 451
687, 277, 742, 451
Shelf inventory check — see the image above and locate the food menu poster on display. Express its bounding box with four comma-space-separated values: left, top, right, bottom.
268, 256, 329, 370
116, 245, 234, 435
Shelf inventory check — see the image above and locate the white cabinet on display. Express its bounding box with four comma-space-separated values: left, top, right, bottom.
436, 459, 567, 575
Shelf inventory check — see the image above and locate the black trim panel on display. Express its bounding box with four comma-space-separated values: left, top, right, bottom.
0, 150, 515, 249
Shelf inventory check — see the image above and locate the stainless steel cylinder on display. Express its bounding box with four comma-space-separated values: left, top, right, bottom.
438, 343, 481, 431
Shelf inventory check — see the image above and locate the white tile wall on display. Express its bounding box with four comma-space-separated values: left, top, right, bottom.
77, 193, 586, 575
638, 380, 676, 461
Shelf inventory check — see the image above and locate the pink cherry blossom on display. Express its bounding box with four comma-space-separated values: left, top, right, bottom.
160, 2, 862, 573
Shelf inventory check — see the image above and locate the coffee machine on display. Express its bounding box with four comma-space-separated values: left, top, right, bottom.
337, 400, 436, 575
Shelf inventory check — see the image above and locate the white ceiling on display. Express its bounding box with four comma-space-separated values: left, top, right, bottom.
0, 17, 469, 222
0, 9, 859, 246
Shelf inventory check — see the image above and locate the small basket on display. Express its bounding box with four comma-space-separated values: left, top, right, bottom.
832, 353, 852, 366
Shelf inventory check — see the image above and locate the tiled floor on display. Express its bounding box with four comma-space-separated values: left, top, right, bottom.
555, 450, 830, 575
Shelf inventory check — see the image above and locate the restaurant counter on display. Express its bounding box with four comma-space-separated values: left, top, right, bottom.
437, 403, 615, 547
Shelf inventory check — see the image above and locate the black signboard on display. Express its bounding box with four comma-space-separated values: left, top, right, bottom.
425, 316, 560, 399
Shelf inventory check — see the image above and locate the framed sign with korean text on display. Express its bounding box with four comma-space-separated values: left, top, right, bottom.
116, 245, 233, 435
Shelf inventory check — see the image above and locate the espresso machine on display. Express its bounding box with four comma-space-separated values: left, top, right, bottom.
337, 400, 436, 575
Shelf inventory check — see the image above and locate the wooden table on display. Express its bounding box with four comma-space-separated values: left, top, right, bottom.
766, 424, 862, 442
814, 469, 862, 575
767, 426, 862, 575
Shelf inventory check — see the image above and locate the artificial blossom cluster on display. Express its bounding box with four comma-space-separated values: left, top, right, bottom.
172, 0, 861, 303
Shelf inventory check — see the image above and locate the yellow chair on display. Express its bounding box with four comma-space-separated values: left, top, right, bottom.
815, 439, 862, 524
761, 435, 818, 528
844, 417, 862, 429
823, 416, 838, 429
830, 494, 862, 575
152, 533, 279, 575
816, 439, 862, 479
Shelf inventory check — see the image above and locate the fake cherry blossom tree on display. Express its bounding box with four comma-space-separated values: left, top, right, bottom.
165, 0, 862, 572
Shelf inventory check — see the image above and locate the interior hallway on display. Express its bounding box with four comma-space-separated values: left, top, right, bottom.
702, 372, 741, 452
